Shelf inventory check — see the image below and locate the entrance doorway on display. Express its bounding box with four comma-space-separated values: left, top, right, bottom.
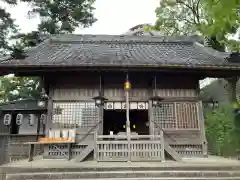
103, 109, 149, 135
10, 113, 19, 134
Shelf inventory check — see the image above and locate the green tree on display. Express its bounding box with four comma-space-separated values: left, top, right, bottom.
0, 0, 97, 102
0, 76, 41, 102
205, 105, 236, 156
0, 0, 18, 55
28, 0, 96, 33
12, 0, 97, 52
151, 0, 240, 107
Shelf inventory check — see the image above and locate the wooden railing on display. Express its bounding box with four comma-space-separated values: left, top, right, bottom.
77, 120, 102, 145
152, 119, 202, 159
96, 134, 164, 162
151, 120, 177, 143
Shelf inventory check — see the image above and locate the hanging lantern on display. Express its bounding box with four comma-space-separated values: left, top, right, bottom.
93, 75, 108, 107
3, 114, 12, 126
40, 114, 46, 125
93, 95, 108, 107
124, 80, 131, 90
37, 88, 48, 108
16, 113, 24, 126
150, 75, 164, 107
37, 100, 46, 108
149, 96, 164, 107
28, 114, 36, 126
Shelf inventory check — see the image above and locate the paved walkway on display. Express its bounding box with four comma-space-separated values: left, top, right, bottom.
2, 156, 240, 169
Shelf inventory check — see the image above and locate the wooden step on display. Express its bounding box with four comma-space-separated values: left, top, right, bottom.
164, 142, 182, 162
75, 143, 94, 162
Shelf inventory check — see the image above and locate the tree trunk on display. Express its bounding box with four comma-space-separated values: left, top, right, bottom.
226, 77, 240, 134
227, 77, 240, 154
226, 77, 239, 106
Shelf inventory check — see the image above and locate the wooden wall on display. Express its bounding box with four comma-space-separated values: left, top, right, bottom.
0, 112, 45, 163
52, 72, 199, 101
46, 72, 206, 158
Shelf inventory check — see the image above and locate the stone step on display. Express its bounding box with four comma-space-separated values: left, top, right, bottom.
6, 170, 240, 180
6, 176, 240, 180
3, 165, 240, 173
15, 178, 240, 180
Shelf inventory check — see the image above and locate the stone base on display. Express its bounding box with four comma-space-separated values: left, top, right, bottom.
1, 156, 240, 180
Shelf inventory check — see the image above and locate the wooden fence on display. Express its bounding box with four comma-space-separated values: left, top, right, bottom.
96, 134, 164, 162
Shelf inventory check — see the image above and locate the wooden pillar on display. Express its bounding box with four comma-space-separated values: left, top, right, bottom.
94, 74, 105, 161
94, 106, 103, 161
149, 100, 154, 136
148, 77, 154, 136
198, 101, 208, 157
44, 85, 54, 158
125, 89, 131, 162
149, 76, 156, 136
46, 85, 54, 134
98, 107, 104, 134
124, 74, 131, 162
160, 129, 165, 161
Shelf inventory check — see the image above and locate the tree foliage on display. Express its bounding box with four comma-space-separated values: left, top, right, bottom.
0, 0, 18, 55
153, 1, 240, 156
0, 76, 41, 102
205, 104, 240, 157
152, 0, 240, 106
154, 0, 240, 48
12, 0, 97, 53
24, 0, 96, 34
0, 0, 97, 102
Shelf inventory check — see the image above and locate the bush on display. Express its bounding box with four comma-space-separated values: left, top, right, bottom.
205, 104, 239, 157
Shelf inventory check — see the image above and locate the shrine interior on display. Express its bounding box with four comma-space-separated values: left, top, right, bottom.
103, 109, 149, 135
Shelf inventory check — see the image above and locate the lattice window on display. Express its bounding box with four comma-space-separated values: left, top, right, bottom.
176, 102, 199, 129
156, 89, 197, 98
153, 102, 199, 129
52, 102, 98, 128
153, 103, 175, 129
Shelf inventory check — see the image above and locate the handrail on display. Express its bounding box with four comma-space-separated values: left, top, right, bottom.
77, 120, 102, 144
97, 134, 161, 139
151, 120, 177, 143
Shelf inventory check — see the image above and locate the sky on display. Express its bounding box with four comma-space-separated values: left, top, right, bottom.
3, 0, 160, 34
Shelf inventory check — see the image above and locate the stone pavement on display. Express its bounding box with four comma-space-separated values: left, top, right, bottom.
1, 155, 240, 169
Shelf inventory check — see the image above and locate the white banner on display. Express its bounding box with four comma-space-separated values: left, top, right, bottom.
104, 102, 148, 110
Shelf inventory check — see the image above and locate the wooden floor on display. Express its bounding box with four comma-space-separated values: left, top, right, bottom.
2, 156, 240, 169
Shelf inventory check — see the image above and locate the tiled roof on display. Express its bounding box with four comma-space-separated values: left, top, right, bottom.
0, 34, 239, 69
0, 99, 47, 111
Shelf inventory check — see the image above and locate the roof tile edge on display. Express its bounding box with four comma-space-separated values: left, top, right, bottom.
47, 34, 202, 44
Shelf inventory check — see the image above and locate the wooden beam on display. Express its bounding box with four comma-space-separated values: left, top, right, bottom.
1, 65, 240, 78
46, 85, 54, 133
